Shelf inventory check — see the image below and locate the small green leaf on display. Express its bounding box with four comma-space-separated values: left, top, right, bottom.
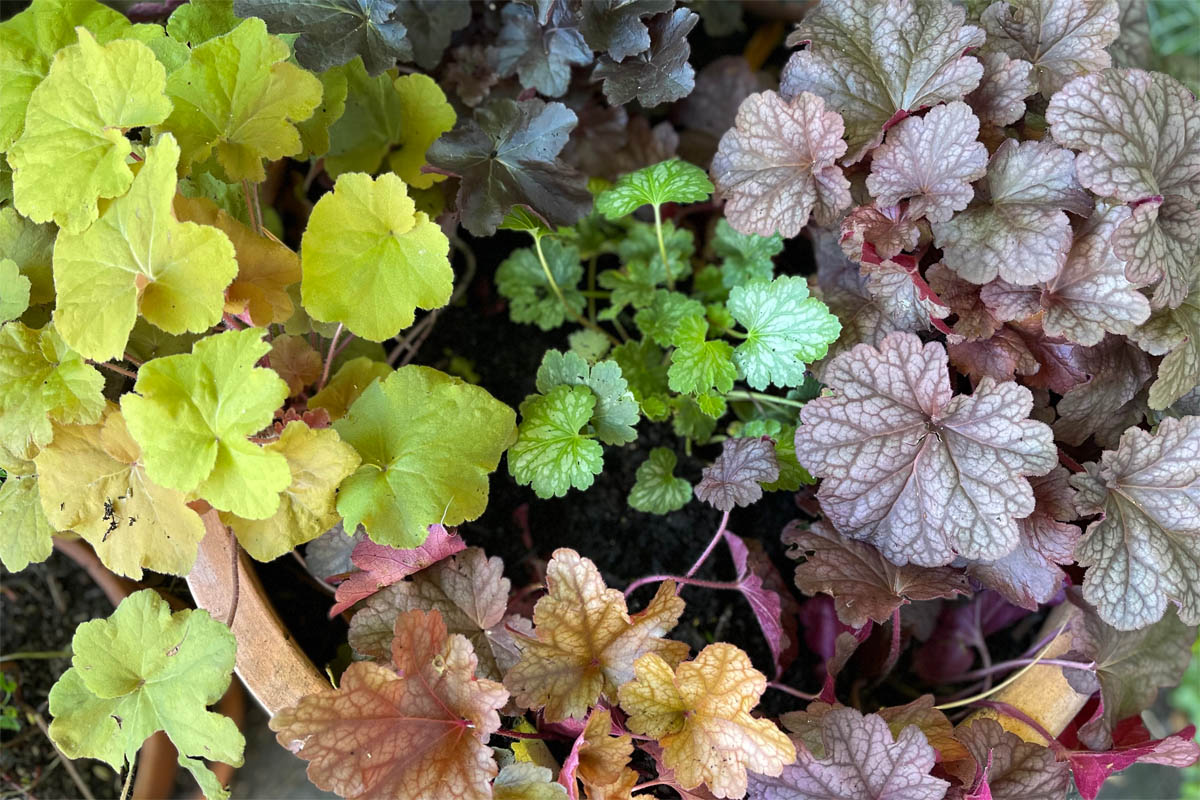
667, 315, 736, 395
166, 0, 240, 45
509, 384, 603, 498
628, 447, 691, 514
695, 390, 727, 418
713, 218, 783, 288
595, 158, 713, 219
671, 395, 718, 442
48, 590, 244, 799
535, 350, 639, 445
334, 366, 517, 547
0, 206, 54, 306
500, 206, 554, 240
612, 339, 671, 418
634, 290, 705, 347
301, 172, 452, 342
496, 240, 584, 330
615, 220, 693, 281
728, 276, 841, 390
0, 469, 54, 572
120, 328, 291, 519
0, 259, 30, 323
568, 328, 612, 363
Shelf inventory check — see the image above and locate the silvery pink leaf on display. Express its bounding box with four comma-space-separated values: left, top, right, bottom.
1054, 335, 1151, 448
926, 263, 1001, 340
840, 205, 921, 262
866, 102, 988, 224
1107, 0, 1152, 70
784, 520, 969, 628
1047, 68, 1200, 308
1132, 269, 1200, 410
1070, 415, 1200, 629
964, 466, 1079, 610
965, 51, 1036, 128
748, 707, 950, 800
794, 331, 1056, 567
711, 90, 850, 238
978, 278, 1042, 323
780, 0, 984, 165
953, 718, 1071, 800
695, 435, 780, 511
932, 139, 1091, 285
981, 0, 1120, 95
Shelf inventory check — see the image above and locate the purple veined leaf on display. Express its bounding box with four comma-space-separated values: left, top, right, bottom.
780, 0, 984, 165
748, 707, 950, 800
1108, 0, 1152, 69
1047, 68, 1200, 309
913, 592, 1027, 683
865, 102, 988, 224
980, 0, 1120, 96
783, 520, 970, 629
964, 466, 1079, 610
592, 9, 698, 108
946, 324, 1040, 386
1070, 416, 1200, 630
1053, 334, 1151, 448
578, 0, 674, 60
723, 531, 798, 679
1059, 713, 1200, 800
491, 2, 592, 98
328, 523, 465, 616
926, 263, 1001, 341
695, 435, 780, 511
840, 205, 922, 262
855, 249, 952, 337
931, 138, 1092, 286
1133, 266, 1200, 411
710, 90, 850, 238
965, 51, 1036, 129
953, 718, 1071, 800
795, 331, 1057, 567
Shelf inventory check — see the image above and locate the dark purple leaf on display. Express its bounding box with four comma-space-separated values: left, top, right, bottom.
593, 9, 697, 108
491, 2, 591, 98
952, 718, 1070, 800
579, 0, 673, 60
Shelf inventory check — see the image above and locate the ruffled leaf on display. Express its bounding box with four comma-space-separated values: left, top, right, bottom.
509, 385, 603, 499
981, 0, 1119, 95
492, 2, 591, 98
728, 275, 841, 390
536, 350, 639, 446
596, 158, 712, 220
953, 718, 1071, 799
593, 9, 697, 108
667, 315, 736, 396
580, 0, 673, 60
694, 436, 779, 512
1134, 272, 1200, 410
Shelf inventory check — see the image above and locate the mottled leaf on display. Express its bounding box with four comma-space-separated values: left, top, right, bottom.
695, 436, 779, 512
496, 240, 586, 330
329, 524, 463, 615
536, 349, 639, 446
728, 275, 841, 390
1134, 272, 1200, 410
628, 447, 691, 514
981, 0, 1119, 95
965, 51, 1036, 128
508, 385, 603, 498
953, 718, 1071, 800
667, 315, 737, 396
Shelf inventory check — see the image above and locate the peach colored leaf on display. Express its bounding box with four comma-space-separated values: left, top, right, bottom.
267, 334, 321, 396
618, 644, 795, 799
270, 609, 507, 800
329, 524, 465, 616
559, 709, 634, 800
504, 548, 688, 721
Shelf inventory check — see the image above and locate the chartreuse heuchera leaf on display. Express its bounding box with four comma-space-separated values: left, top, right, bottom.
8, 28, 171, 233
121, 328, 291, 520
0, 259, 30, 324
334, 365, 517, 548
1071, 415, 1200, 630
306, 356, 392, 421
535, 350, 639, 446
48, 590, 244, 800
0, 205, 54, 307
166, 0, 240, 46
388, 73, 456, 188
595, 158, 713, 219
628, 447, 691, 514
618, 643, 795, 798
727, 276, 840, 390
0, 322, 104, 461
301, 172, 451, 342
509, 384, 603, 498
35, 407, 207, 580
220, 421, 360, 562
53, 135, 238, 362
0, 465, 54, 573
795, 332, 1057, 567
157, 17, 322, 182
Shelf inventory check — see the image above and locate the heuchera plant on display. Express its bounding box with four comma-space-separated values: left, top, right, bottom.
0, 0, 1198, 799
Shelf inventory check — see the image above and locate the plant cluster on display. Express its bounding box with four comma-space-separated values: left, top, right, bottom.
0, 0, 1197, 799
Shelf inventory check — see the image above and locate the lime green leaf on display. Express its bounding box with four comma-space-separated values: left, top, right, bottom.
35, 409, 206, 579
158, 18, 322, 182
296, 66, 348, 160
595, 158, 713, 219
388, 74, 456, 188
53, 135, 237, 362
301, 171, 451, 341
0, 0, 159, 153
0, 259, 30, 323
496, 240, 585, 330
220, 421, 360, 562
334, 365, 517, 547
616, 220, 694, 281
323, 59, 402, 175
8, 30, 171, 233
628, 447, 691, 514
635, 289, 705, 347
696, 389, 727, 418
536, 350, 639, 445
713, 218, 782, 288
0, 469, 54, 572
668, 315, 736, 395
307, 356, 393, 421
0, 322, 104, 461
568, 328, 612, 363
166, 0, 240, 46
509, 384, 603, 498
728, 276, 841, 390
672, 394, 718, 441
121, 328, 290, 519
500, 205, 554, 240
612, 339, 671, 418
48, 590, 244, 798
0, 205, 54, 306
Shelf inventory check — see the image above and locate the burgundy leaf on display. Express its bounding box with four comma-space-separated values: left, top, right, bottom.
1053, 335, 1151, 448
914, 593, 1027, 683
1058, 712, 1200, 800
723, 531, 796, 679
695, 435, 779, 511
329, 524, 465, 616
841, 205, 922, 262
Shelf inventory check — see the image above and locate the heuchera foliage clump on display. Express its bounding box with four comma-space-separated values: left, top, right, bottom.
0, 0, 1198, 799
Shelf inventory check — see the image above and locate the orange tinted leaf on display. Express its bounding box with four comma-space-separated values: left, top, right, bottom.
503, 548, 688, 722
270, 609, 507, 800
560, 709, 635, 799
618, 644, 796, 799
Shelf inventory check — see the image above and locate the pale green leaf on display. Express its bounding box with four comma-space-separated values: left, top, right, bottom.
535, 350, 639, 445
509, 384, 603, 498
729, 276, 841, 390
628, 447, 691, 514
0, 258, 30, 323
667, 315, 736, 395
713, 218, 782, 288
0, 470, 54, 572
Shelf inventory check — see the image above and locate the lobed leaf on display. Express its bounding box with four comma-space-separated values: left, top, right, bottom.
391, 0, 472, 70
953, 717, 1071, 799
580, 0, 673, 60
694, 436, 779, 512
593, 9, 698, 108
328, 523, 462, 616
0, 469, 54, 573
728, 275, 841, 390
628, 447, 691, 514
712, 218, 782, 288
536, 350, 639, 446
965, 51, 1036, 128
491, 2, 591, 98
667, 315, 737, 396
307, 356, 392, 421
1134, 272, 1200, 410
981, 0, 1119, 96
595, 158, 713, 219
496, 240, 586, 330
508, 384, 603, 498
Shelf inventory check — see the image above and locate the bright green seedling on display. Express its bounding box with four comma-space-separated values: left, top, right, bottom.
713, 218, 783, 289
496, 237, 586, 331
334, 365, 517, 548
628, 447, 691, 514
53, 135, 238, 362
121, 328, 291, 520
301, 171, 452, 342
667, 315, 737, 397
509, 384, 604, 498
48, 590, 244, 800
726, 276, 841, 390
535, 350, 639, 445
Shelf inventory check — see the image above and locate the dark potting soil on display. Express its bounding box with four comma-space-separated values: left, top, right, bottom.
0, 553, 123, 800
